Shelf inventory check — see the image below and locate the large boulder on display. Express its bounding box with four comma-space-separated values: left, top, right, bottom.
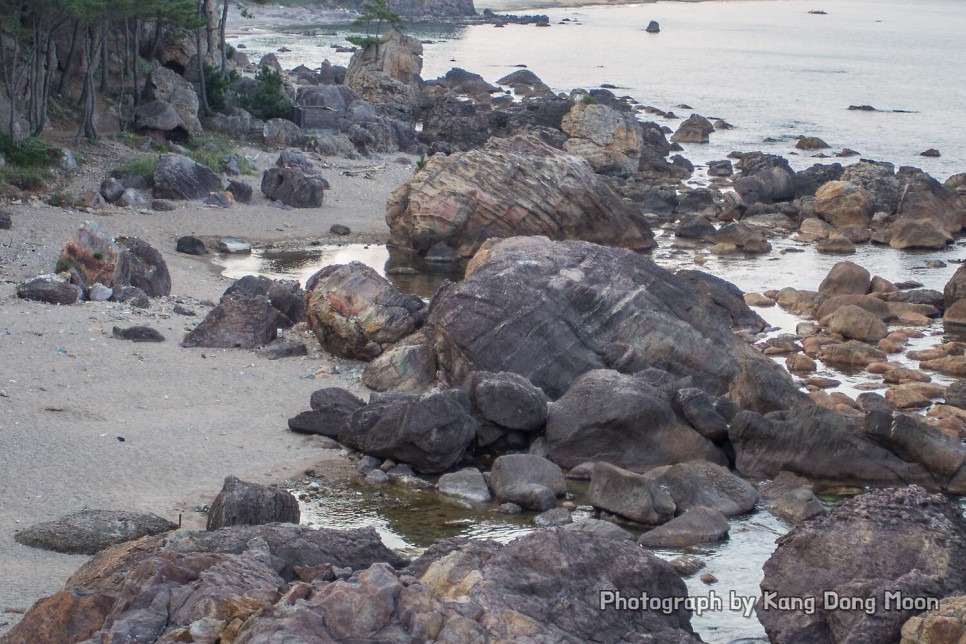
142, 67, 202, 134
560, 101, 643, 176
153, 154, 222, 200
182, 280, 285, 349
637, 507, 730, 548
205, 476, 300, 530
387, 134, 655, 258
57, 221, 171, 297
14, 510, 177, 555
759, 486, 966, 643
944, 263, 966, 310
813, 180, 875, 229
818, 260, 870, 296
841, 160, 901, 213
303, 262, 424, 361
426, 236, 799, 410
362, 333, 438, 394
734, 153, 796, 204
263, 118, 306, 148
16, 274, 82, 305
134, 100, 190, 139
339, 388, 478, 473
894, 166, 963, 235
289, 387, 366, 437
260, 167, 325, 208
670, 113, 714, 144
889, 220, 952, 250
344, 28, 423, 121
489, 454, 566, 498
546, 369, 726, 471
729, 404, 945, 489
823, 304, 888, 342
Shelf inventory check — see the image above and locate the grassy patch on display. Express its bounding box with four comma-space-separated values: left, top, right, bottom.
46, 190, 77, 207
185, 134, 257, 175
0, 166, 49, 190
111, 156, 159, 186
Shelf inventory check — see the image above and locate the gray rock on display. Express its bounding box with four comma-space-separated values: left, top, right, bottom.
112, 326, 165, 343
669, 554, 706, 576
533, 507, 573, 527
642, 460, 758, 517
497, 482, 556, 511
0, 209, 11, 229
260, 167, 325, 208
114, 285, 150, 308
466, 371, 549, 431
206, 476, 300, 530
176, 235, 207, 255
204, 191, 232, 208
645, 20, 660, 33
362, 337, 437, 394
152, 199, 177, 211
263, 118, 305, 148
498, 502, 522, 514
589, 461, 676, 525
255, 337, 307, 359
227, 180, 253, 204
562, 518, 634, 541
17, 274, 82, 305
181, 292, 280, 350
637, 507, 730, 548
14, 509, 177, 555
767, 487, 825, 523
489, 453, 566, 499
89, 283, 114, 301
339, 388, 478, 474
330, 224, 351, 236
759, 486, 966, 643
153, 154, 222, 200
437, 467, 492, 503
100, 177, 125, 202
117, 188, 147, 208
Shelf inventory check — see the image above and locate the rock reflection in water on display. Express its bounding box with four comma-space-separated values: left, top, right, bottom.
215, 243, 466, 299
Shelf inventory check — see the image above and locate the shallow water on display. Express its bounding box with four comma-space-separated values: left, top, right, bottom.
230, 0, 966, 180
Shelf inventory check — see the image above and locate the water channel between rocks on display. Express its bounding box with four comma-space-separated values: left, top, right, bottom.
217, 238, 966, 643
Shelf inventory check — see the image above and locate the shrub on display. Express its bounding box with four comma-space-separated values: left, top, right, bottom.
205, 64, 239, 113
111, 156, 159, 187
241, 67, 294, 121
0, 134, 61, 167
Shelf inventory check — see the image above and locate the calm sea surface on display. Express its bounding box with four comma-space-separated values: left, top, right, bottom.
230, 0, 966, 180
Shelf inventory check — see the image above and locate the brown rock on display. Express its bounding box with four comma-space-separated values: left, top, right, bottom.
900, 595, 966, 643
670, 113, 714, 144
823, 304, 887, 342
944, 299, 966, 332
883, 368, 931, 384
798, 217, 833, 240
796, 136, 830, 150
817, 340, 887, 368
387, 134, 656, 258
561, 102, 644, 176
814, 181, 874, 228
786, 353, 816, 373
818, 261, 871, 296
745, 293, 776, 307
889, 220, 952, 250
921, 355, 966, 377
816, 234, 856, 254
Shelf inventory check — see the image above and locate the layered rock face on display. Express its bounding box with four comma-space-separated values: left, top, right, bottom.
344, 29, 424, 121
387, 135, 656, 258
560, 101, 644, 176
426, 236, 798, 407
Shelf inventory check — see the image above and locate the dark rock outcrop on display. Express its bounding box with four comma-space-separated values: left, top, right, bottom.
759, 486, 966, 643
260, 167, 325, 208
427, 236, 799, 410
153, 154, 222, 200
466, 371, 548, 431
339, 388, 478, 473
205, 476, 300, 530
16, 274, 82, 305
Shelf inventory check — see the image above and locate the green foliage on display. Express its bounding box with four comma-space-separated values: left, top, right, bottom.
241, 67, 294, 121
580, 95, 599, 105
0, 135, 61, 167
111, 156, 158, 186
184, 135, 256, 176
55, 257, 76, 274
204, 64, 239, 113
347, 0, 404, 48
416, 154, 427, 171
46, 191, 77, 207
0, 166, 49, 191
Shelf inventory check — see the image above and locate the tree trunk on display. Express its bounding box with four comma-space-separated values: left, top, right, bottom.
77, 26, 103, 142
99, 24, 109, 94
57, 19, 81, 97
133, 18, 141, 107
151, 15, 163, 62
219, 0, 229, 75
204, 0, 215, 54
33, 29, 57, 136
196, 25, 210, 116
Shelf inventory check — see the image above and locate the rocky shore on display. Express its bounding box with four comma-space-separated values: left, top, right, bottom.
3, 6, 966, 644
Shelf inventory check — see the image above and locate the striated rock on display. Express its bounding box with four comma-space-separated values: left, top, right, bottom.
427, 236, 798, 410
304, 262, 423, 361
813, 180, 874, 229
589, 461, 676, 525
57, 222, 170, 297
344, 28, 423, 121
546, 369, 726, 472
206, 476, 300, 530
260, 167, 325, 208
560, 101, 643, 176
730, 404, 939, 488
759, 486, 966, 643
670, 113, 714, 144
339, 388, 478, 473
14, 510, 176, 555
142, 67, 202, 134
153, 154, 222, 200
387, 134, 655, 258
637, 507, 730, 548
17, 274, 82, 305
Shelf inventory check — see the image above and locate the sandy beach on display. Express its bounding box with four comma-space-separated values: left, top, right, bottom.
0, 141, 417, 634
